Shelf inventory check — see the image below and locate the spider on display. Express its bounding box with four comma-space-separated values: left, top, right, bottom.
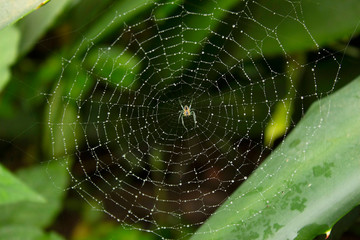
178, 100, 196, 130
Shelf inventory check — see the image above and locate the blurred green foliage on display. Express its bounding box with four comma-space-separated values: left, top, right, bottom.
0, 161, 68, 240
0, 163, 44, 205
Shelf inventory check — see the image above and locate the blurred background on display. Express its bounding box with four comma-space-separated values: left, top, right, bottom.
0, 0, 360, 239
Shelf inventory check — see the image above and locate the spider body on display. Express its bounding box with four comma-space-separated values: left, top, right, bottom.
183, 105, 191, 116
178, 101, 196, 130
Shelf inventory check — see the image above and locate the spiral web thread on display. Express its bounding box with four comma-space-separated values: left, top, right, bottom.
47, 0, 341, 239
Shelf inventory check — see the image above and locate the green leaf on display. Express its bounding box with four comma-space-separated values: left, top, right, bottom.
148, 0, 240, 87
0, 26, 20, 92
44, 79, 81, 157
0, 225, 65, 240
77, 223, 156, 240
192, 76, 360, 239
73, 0, 153, 56
0, 164, 44, 205
0, 0, 50, 30
86, 46, 141, 90
264, 54, 305, 146
264, 99, 293, 147
40, 231, 66, 240
179, 0, 239, 67
237, 0, 360, 57
17, 0, 71, 55
0, 225, 44, 240
102, 227, 155, 240
0, 159, 69, 228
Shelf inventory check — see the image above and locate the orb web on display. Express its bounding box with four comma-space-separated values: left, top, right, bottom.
47, 0, 342, 239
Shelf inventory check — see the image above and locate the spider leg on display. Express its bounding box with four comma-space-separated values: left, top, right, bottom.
178, 110, 182, 123
189, 99, 193, 109
192, 111, 196, 128
181, 115, 187, 130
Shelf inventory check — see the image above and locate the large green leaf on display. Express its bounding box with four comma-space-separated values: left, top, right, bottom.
0, 164, 44, 205
191, 76, 360, 239
0, 0, 49, 30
